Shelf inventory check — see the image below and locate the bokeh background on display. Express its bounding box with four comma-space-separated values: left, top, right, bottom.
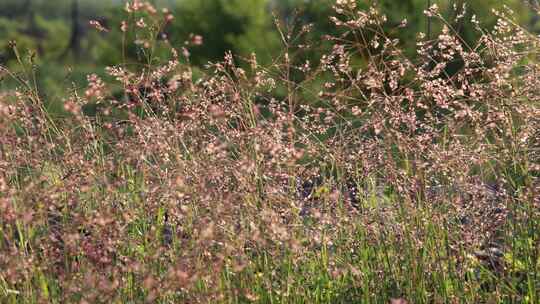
1, 0, 539, 103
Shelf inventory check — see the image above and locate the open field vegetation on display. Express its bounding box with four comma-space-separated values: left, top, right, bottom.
1, 1, 539, 303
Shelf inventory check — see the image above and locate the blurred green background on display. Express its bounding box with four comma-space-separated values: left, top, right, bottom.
1, 0, 539, 103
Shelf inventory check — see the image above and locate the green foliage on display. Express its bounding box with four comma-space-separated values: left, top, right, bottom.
1, 0, 539, 98
167, 0, 280, 65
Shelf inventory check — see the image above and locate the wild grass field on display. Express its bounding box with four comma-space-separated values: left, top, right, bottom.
0, 1, 539, 303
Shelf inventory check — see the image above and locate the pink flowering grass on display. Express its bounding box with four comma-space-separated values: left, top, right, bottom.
0, 1, 539, 303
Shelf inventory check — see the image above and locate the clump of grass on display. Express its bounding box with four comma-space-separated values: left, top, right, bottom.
0, 1, 539, 303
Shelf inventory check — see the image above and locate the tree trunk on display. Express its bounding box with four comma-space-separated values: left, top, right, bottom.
529, 0, 540, 33
64, 0, 81, 59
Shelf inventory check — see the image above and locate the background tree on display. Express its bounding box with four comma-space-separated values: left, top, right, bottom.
1, 0, 539, 102
168, 0, 280, 65
63, 0, 81, 59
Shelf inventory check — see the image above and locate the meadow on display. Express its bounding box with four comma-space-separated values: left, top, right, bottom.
0, 1, 539, 303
